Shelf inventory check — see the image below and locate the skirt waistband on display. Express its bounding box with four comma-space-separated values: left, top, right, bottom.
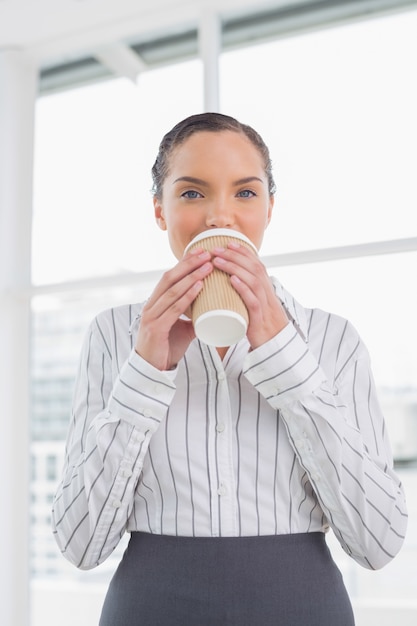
130, 529, 324, 547
100, 532, 355, 626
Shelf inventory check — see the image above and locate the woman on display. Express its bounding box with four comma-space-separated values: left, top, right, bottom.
52, 113, 407, 625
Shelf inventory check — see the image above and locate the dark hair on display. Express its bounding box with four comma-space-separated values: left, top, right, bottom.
151, 112, 276, 200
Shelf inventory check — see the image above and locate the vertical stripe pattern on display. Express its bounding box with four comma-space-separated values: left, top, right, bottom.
52, 276, 408, 571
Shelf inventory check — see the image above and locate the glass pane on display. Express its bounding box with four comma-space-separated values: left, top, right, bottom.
32, 60, 203, 285
268, 251, 417, 609
270, 251, 417, 390
221, 9, 417, 254
30, 281, 159, 625
31, 253, 417, 624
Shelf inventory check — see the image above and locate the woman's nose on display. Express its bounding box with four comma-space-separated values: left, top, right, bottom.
205, 201, 235, 228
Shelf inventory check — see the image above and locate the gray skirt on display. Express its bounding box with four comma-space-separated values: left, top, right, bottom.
99, 532, 355, 626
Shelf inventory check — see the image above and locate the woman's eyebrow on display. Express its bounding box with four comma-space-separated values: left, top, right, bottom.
233, 176, 263, 186
173, 176, 208, 186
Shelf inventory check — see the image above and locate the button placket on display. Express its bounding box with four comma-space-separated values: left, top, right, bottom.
203, 346, 236, 535
217, 483, 227, 497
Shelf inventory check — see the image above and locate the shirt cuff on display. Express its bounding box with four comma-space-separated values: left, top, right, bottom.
107, 349, 177, 431
243, 323, 325, 407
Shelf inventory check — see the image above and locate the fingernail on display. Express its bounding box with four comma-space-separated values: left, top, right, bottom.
189, 249, 210, 259
189, 246, 202, 254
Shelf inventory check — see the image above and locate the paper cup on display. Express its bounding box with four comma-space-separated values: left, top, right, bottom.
184, 229, 257, 346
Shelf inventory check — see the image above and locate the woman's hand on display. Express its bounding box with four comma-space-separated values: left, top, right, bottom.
212, 242, 289, 349
135, 248, 213, 370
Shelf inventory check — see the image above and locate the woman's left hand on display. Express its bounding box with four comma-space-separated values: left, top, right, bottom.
212, 242, 289, 349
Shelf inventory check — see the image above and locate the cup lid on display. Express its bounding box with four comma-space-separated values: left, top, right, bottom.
194, 309, 247, 347
184, 228, 257, 255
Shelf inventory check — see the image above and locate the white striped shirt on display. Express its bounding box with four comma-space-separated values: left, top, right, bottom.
52, 277, 407, 571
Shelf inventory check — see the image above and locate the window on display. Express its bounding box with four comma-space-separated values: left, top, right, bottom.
221, 9, 417, 254
30, 7, 417, 626
33, 59, 203, 284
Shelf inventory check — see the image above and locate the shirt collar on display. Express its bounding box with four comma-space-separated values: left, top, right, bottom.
270, 276, 308, 343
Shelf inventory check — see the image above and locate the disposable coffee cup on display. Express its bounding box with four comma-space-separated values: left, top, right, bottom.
184, 229, 258, 347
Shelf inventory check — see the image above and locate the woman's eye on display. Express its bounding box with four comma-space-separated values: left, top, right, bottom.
237, 189, 256, 198
182, 190, 202, 199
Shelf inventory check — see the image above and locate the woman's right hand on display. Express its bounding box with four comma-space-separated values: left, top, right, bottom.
135, 248, 213, 370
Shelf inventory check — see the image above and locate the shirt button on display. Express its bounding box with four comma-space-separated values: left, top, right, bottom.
311, 473, 320, 482
122, 469, 133, 478
217, 484, 227, 496
112, 499, 122, 509
143, 409, 151, 418
135, 432, 146, 444
218, 372, 226, 381
216, 423, 225, 433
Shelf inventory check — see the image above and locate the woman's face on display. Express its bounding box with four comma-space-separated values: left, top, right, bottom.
154, 130, 274, 259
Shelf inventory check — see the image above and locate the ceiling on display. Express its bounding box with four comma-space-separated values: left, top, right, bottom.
1, 0, 416, 74
0, 0, 287, 67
